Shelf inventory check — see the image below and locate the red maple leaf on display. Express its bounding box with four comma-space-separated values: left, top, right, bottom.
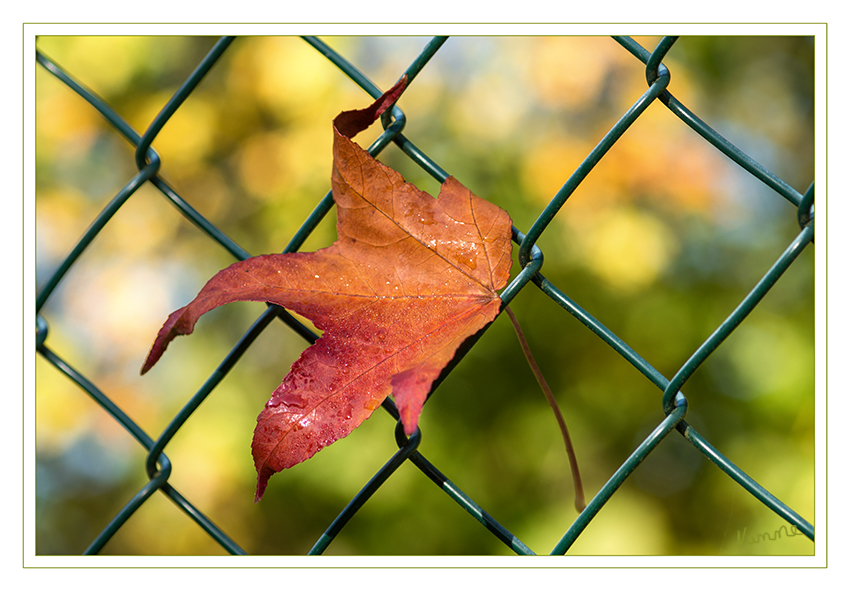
141, 77, 514, 501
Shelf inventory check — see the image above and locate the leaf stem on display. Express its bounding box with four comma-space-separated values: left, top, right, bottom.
505, 305, 586, 513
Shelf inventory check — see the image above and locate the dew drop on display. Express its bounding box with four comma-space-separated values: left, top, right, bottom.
456, 255, 477, 270
363, 399, 382, 411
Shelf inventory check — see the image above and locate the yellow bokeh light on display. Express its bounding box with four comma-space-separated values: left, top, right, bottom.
576, 206, 678, 292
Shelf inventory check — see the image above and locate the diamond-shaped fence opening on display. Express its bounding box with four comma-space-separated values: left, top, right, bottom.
34, 35, 814, 556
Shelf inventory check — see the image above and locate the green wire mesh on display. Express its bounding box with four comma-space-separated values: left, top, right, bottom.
34, 35, 815, 556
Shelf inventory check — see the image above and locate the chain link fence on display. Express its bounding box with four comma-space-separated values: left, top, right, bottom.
34, 34, 815, 556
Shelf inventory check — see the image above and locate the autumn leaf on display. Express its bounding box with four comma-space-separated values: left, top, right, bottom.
141, 76, 514, 501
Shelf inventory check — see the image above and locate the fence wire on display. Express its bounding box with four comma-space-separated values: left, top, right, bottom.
34, 35, 815, 556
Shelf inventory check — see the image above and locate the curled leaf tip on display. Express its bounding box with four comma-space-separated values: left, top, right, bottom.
332, 75, 409, 139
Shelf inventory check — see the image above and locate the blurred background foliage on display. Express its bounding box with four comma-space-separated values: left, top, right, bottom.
35, 35, 814, 556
